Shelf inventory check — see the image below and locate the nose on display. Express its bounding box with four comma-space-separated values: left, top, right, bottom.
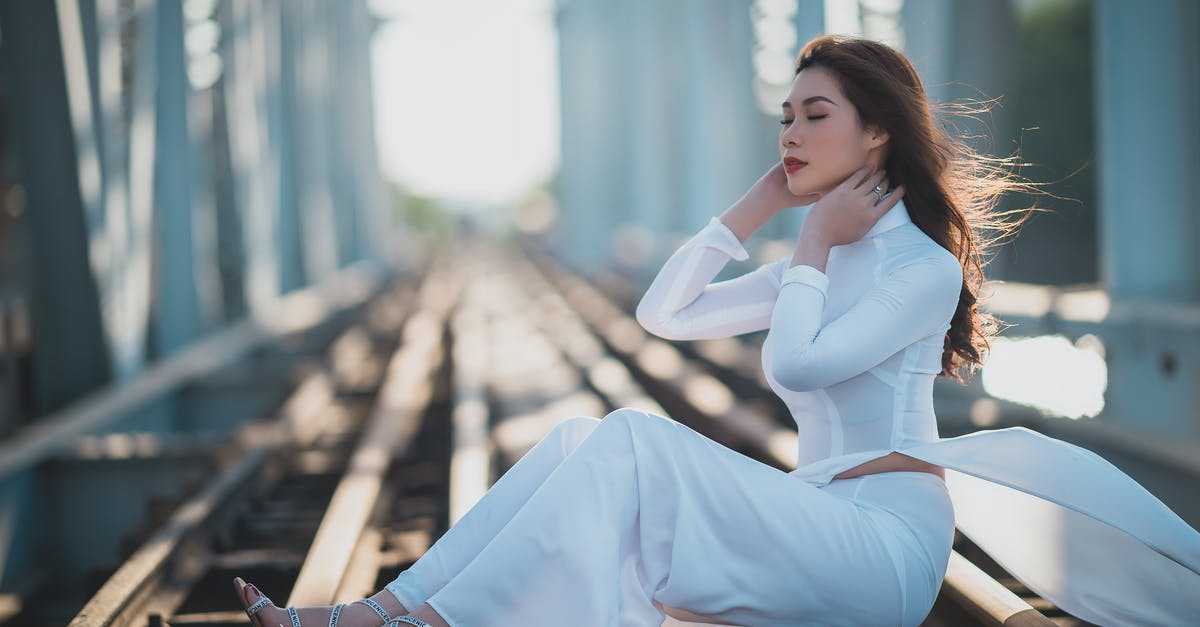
781, 126, 800, 149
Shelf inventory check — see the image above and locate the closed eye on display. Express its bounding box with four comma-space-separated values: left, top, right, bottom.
778, 115, 828, 125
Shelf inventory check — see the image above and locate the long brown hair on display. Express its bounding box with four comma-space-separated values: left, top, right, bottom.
795, 34, 1051, 384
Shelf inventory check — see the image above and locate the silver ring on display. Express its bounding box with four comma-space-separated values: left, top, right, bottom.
873, 185, 884, 202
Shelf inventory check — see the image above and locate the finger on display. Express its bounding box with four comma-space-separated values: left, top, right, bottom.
879, 185, 905, 211
863, 169, 887, 195
848, 163, 876, 189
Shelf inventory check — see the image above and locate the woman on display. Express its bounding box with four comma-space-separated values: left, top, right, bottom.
235, 34, 1200, 627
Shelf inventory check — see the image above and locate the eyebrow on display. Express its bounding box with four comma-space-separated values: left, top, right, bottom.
781, 96, 838, 108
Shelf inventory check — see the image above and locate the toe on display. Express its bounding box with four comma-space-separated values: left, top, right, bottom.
246, 584, 265, 603
237, 581, 285, 627
239, 580, 271, 609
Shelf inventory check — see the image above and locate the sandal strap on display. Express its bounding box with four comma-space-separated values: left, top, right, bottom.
355, 597, 392, 623
245, 597, 272, 617
390, 617, 432, 627
287, 606, 302, 627
328, 603, 346, 627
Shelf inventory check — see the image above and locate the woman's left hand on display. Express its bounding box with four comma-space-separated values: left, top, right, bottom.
800, 164, 905, 247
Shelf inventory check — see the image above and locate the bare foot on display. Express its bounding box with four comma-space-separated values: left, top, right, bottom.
407, 603, 451, 627
234, 577, 408, 626
366, 588, 410, 621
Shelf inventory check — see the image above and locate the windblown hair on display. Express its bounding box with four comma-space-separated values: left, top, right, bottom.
795, 34, 1051, 384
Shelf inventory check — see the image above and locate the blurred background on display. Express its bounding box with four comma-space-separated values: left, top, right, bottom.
0, 0, 1197, 624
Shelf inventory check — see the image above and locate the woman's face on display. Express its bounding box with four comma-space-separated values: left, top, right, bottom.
779, 65, 888, 198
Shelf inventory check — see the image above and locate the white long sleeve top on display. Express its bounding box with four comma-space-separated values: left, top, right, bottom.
634, 198, 1200, 626
635, 198, 961, 471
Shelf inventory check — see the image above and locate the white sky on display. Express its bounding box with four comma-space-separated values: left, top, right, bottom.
368, 0, 559, 209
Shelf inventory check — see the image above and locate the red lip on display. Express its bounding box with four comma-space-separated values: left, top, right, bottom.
783, 157, 807, 174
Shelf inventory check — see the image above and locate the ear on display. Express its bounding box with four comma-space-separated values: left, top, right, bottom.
866, 124, 889, 149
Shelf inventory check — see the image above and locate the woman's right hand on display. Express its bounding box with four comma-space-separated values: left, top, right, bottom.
751, 162, 822, 214
719, 162, 823, 243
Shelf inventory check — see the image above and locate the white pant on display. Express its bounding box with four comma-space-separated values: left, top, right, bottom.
385, 408, 955, 626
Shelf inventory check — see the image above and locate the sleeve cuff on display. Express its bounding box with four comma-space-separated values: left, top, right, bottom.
780, 264, 830, 297
696, 217, 750, 261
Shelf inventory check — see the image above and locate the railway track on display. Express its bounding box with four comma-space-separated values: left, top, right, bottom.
31, 238, 1117, 625
52, 254, 459, 627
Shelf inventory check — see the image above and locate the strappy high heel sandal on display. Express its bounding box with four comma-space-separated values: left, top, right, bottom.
233, 576, 403, 626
